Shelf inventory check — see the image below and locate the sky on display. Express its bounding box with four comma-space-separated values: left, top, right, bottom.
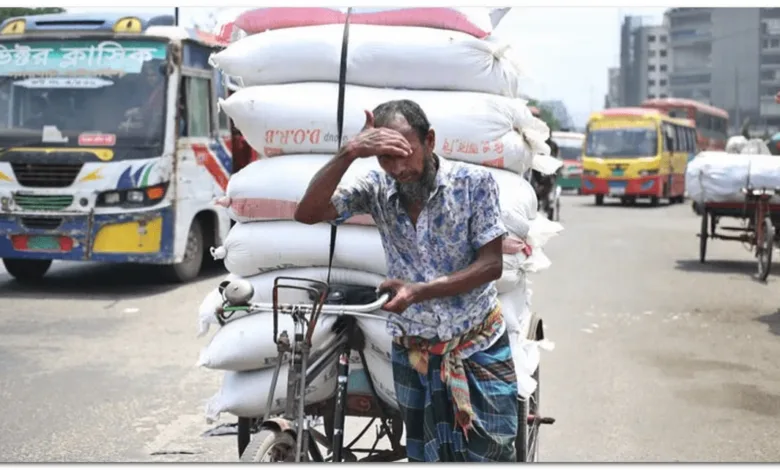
68, 6, 668, 128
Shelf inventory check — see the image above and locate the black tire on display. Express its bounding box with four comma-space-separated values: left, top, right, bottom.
650, 196, 660, 207
516, 321, 542, 463
757, 216, 774, 282
595, 195, 604, 206
162, 218, 204, 283
515, 397, 529, 462
699, 210, 708, 264
2, 258, 52, 283
239, 428, 297, 462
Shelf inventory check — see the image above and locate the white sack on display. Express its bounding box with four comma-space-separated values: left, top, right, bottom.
210, 23, 522, 96
686, 151, 780, 204
205, 362, 337, 422
197, 312, 339, 372
212, 221, 387, 278
197, 268, 388, 336
216, 154, 540, 240
234, 7, 508, 38
218, 82, 549, 171
217, 154, 382, 224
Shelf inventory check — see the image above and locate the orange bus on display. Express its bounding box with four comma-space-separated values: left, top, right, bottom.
640, 98, 729, 151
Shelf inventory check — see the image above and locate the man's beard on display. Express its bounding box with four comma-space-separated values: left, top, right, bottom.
398, 154, 438, 205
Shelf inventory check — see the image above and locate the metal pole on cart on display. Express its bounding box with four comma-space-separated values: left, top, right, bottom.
329, 7, 353, 463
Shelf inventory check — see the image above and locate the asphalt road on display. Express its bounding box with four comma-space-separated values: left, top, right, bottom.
1, 194, 779, 462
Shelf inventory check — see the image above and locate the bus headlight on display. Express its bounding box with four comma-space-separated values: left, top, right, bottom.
638, 169, 659, 176
1, 19, 26, 35
97, 183, 169, 208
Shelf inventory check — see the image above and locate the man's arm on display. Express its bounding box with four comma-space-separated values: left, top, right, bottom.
411, 236, 503, 303
294, 110, 412, 225
293, 148, 357, 225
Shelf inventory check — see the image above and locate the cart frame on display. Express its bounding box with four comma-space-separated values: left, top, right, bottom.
214, 276, 553, 462
697, 187, 780, 281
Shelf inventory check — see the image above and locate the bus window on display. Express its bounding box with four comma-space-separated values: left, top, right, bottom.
663, 124, 674, 152
183, 76, 212, 137
696, 112, 711, 137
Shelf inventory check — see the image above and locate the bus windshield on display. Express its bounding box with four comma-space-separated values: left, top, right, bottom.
0, 38, 168, 151
557, 145, 582, 160
585, 127, 658, 158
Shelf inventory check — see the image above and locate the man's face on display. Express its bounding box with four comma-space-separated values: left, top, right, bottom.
375, 114, 435, 183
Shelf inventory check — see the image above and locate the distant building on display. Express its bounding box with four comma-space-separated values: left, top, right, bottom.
616, 15, 671, 107
605, 67, 621, 108
666, 7, 780, 134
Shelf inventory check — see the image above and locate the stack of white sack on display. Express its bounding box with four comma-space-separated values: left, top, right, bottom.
200, 8, 563, 420
686, 151, 780, 204
210, 19, 560, 175
725, 136, 772, 155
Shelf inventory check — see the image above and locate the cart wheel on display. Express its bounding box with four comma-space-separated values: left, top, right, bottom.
699, 210, 708, 264
757, 216, 774, 282
239, 428, 297, 463
516, 322, 542, 463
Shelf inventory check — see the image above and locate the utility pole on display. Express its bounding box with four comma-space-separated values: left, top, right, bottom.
734, 66, 741, 136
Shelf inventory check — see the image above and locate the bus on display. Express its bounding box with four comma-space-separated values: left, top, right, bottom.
551, 131, 584, 193
640, 97, 729, 151
0, 11, 254, 283
581, 107, 698, 206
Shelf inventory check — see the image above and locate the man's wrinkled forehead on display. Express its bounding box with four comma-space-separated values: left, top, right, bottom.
377, 113, 417, 143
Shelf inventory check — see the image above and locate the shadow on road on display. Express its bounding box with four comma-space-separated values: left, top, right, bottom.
673, 259, 774, 277
583, 200, 677, 210
0, 260, 227, 301
756, 309, 780, 337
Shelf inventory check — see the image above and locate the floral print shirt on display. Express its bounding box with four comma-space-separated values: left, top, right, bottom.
331, 156, 507, 356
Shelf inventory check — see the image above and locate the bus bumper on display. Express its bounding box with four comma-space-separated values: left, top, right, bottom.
0, 206, 175, 264
581, 176, 663, 197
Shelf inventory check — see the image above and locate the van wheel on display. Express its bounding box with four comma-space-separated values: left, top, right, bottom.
2, 258, 52, 283
162, 219, 204, 283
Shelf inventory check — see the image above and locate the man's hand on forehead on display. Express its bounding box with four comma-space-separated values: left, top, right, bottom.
344, 110, 412, 159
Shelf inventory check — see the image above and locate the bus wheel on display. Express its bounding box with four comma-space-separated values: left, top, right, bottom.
162, 219, 204, 283
2, 258, 52, 283
650, 196, 660, 207
595, 195, 604, 206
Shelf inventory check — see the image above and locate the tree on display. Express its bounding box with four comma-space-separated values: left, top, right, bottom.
527, 99, 561, 132
0, 7, 65, 25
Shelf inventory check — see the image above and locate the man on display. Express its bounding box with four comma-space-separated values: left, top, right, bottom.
119, 61, 165, 133
294, 100, 518, 462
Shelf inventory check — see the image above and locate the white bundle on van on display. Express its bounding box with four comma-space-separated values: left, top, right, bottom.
218, 82, 549, 171
197, 312, 339, 372
210, 23, 522, 96
686, 151, 780, 204
197, 267, 388, 336
212, 221, 387, 278
205, 362, 338, 422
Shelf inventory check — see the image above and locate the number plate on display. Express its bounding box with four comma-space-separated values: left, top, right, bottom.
609, 187, 626, 196
27, 235, 60, 251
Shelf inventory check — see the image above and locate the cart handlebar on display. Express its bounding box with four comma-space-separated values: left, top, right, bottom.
222, 292, 392, 318
741, 187, 780, 197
